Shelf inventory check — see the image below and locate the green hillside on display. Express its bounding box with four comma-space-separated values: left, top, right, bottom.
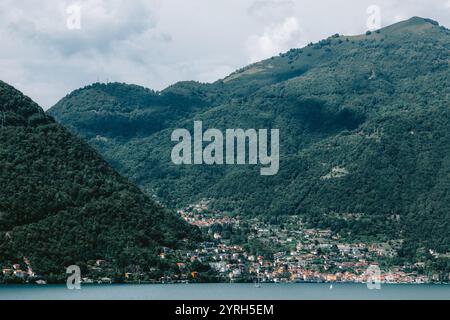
0, 80, 199, 280
49, 17, 450, 260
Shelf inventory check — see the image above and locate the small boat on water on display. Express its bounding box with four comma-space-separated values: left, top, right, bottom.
329, 284, 333, 290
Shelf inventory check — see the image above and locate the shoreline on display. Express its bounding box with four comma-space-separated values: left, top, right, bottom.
0, 281, 449, 286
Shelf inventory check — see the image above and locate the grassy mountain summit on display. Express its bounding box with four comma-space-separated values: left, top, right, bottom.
49, 17, 450, 260
0, 80, 199, 279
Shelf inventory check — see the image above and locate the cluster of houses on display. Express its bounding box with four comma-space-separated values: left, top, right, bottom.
2, 257, 36, 280
177, 202, 443, 284
177, 201, 240, 228
2, 201, 446, 284
178, 240, 434, 284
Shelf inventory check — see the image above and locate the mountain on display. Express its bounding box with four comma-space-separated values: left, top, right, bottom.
0, 80, 199, 280
49, 17, 450, 260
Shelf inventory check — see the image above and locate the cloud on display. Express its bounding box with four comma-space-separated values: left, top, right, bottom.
1, 0, 160, 56
393, 13, 410, 23
246, 17, 308, 63
0, 0, 448, 109
0, 0, 171, 107
247, 0, 295, 20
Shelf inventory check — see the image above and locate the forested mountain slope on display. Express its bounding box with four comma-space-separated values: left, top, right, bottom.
0, 81, 199, 278
49, 17, 450, 258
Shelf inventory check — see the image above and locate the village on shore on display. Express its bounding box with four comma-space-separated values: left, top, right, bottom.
171, 200, 446, 285
2, 200, 448, 285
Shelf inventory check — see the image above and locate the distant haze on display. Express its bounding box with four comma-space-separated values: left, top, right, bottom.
0, 0, 449, 109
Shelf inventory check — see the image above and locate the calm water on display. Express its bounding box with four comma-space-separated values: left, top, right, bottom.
0, 283, 449, 300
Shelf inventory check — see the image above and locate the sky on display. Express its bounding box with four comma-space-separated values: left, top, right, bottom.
0, 0, 449, 109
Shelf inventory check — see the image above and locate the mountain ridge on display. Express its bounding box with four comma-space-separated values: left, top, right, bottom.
48, 17, 450, 262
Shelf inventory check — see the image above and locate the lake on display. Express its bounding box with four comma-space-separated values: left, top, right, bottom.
0, 283, 449, 300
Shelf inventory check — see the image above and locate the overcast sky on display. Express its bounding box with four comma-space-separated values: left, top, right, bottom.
0, 0, 449, 109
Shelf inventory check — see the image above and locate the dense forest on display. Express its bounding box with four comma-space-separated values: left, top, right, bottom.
49, 17, 450, 262
0, 80, 200, 278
